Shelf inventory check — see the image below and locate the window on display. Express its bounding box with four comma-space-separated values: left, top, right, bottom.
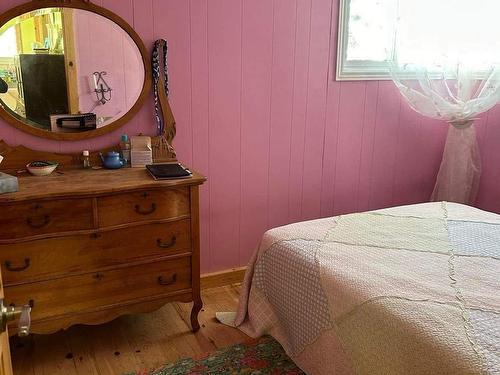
0, 26, 17, 58
336, 0, 500, 81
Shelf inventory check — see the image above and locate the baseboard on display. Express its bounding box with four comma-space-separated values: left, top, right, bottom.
200, 267, 247, 290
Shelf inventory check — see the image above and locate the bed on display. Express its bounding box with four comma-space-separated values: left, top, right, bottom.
233, 202, 499, 374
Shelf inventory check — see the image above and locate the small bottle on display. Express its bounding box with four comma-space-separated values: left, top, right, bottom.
82, 150, 91, 169
120, 134, 131, 166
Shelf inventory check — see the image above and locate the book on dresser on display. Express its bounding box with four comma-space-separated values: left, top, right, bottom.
0, 141, 206, 335
146, 163, 192, 180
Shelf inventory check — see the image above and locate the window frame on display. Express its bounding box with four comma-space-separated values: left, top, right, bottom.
336, 0, 498, 82
336, 0, 393, 81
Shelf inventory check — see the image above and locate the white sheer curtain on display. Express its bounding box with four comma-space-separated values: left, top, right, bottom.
390, 65, 500, 203
389, 0, 500, 204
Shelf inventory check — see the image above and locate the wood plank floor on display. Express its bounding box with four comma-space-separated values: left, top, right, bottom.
10, 285, 249, 375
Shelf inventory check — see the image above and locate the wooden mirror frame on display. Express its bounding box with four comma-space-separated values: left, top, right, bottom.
0, 0, 152, 141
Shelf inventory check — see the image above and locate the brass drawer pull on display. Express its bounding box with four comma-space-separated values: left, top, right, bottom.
26, 214, 50, 229
157, 235, 177, 249
157, 273, 177, 286
5, 258, 30, 272
134, 203, 156, 215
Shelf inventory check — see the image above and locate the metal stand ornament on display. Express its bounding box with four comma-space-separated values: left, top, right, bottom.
151, 39, 177, 162
93, 71, 112, 105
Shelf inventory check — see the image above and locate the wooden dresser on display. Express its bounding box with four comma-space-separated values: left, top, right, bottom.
0, 144, 206, 335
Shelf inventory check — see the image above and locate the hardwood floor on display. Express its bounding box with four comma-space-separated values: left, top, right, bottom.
10, 285, 248, 375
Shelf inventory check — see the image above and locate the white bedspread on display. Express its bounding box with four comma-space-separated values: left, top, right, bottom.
234, 202, 500, 374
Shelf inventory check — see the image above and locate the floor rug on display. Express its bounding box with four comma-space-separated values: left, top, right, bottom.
127, 335, 304, 375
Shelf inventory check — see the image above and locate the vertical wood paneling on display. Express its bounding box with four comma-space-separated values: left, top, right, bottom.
334, 81, 366, 214
132, 0, 155, 139
132, 0, 154, 49
288, 0, 312, 223
368, 81, 401, 210
477, 107, 500, 212
153, 0, 193, 166
356, 81, 379, 212
190, 0, 211, 271
207, 0, 242, 270
392, 105, 424, 206
320, 78, 341, 218
268, 0, 297, 229
2, 0, 500, 273
239, 0, 274, 264
301, 0, 333, 220
102, 0, 133, 23
320, 0, 341, 218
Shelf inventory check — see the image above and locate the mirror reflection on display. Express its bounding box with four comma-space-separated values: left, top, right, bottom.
0, 7, 145, 133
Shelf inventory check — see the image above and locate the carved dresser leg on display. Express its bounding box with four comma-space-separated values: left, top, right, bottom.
190, 298, 203, 332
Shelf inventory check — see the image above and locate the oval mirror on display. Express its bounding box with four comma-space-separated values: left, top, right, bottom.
0, 1, 150, 140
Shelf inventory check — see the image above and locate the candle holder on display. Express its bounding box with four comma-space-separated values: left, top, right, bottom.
92, 71, 112, 105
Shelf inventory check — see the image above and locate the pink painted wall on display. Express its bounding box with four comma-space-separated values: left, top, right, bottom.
1, 0, 500, 273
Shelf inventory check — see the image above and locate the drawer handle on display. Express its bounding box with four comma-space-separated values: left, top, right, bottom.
157, 273, 177, 286
134, 203, 157, 215
5, 258, 30, 272
26, 215, 50, 229
157, 235, 177, 249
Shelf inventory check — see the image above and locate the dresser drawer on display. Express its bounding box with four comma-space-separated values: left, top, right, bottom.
97, 188, 190, 227
0, 199, 94, 240
5, 257, 191, 322
0, 219, 192, 285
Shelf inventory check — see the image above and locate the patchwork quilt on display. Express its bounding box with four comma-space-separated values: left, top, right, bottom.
234, 202, 500, 374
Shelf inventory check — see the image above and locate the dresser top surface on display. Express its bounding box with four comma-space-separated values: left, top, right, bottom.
0, 167, 206, 203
